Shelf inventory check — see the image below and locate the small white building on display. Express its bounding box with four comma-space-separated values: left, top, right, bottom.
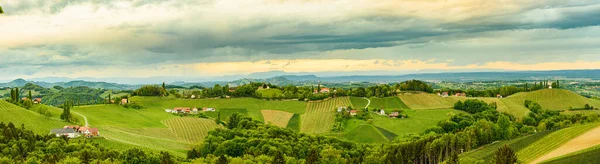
165, 109, 173, 113
380, 109, 385, 115
337, 107, 346, 112
50, 128, 77, 138
203, 108, 215, 112
191, 95, 196, 99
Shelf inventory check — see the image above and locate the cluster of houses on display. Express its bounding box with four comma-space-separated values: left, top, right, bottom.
50, 126, 100, 138
379, 109, 401, 118
165, 107, 215, 114
20, 97, 42, 104
436, 92, 466, 97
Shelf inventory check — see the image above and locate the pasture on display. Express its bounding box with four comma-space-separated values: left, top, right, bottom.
261, 110, 294, 127
255, 88, 283, 98
398, 93, 465, 109
368, 97, 410, 110
460, 131, 553, 162
350, 97, 369, 109
301, 97, 352, 134
371, 108, 466, 136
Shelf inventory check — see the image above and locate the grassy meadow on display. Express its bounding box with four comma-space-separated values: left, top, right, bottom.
398, 93, 466, 109
368, 97, 410, 110
0, 101, 74, 134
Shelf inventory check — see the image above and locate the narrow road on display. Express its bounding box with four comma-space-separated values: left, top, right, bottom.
72, 111, 88, 127
363, 97, 371, 109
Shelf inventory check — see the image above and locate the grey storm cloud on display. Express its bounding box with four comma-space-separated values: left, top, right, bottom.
1, 0, 600, 78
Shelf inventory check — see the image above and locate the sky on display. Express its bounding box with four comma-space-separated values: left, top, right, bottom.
1, 0, 600, 81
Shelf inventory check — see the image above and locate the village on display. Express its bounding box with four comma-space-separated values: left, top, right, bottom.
165, 107, 216, 114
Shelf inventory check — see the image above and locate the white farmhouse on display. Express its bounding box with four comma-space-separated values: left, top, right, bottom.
50, 128, 78, 138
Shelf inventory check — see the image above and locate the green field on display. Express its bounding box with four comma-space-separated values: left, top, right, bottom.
398, 93, 466, 109
542, 144, 600, 164
516, 122, 600, 163
340, 125, 388, 143
350, 97, 369, 109
286, 114, 301, 130
301, 97, 352, 134
100, 90, 129, 99
130, 97, 306, 121
255, 88, 283, 98
0, 101, 73, 134
368, 97, 410, 110
503, 89, 600, 111
371, 109, 466, 136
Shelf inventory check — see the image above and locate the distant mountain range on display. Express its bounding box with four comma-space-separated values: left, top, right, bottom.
1, 70, 599, 89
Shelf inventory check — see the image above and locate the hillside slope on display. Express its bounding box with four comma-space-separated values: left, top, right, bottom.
0, 101, 71, 134
503, 89, 600, 111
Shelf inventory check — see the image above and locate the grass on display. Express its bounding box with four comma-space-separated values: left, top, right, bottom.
368, 97, 410, 110
163, 117, 222, 143
503, 89, 600, 111
340, 125, 388, 143
350, 97, 369, 109
516, 122, 600, 163
371, 109, 466, 136
375, 126, 398, 141
0, 101, 73, 134
130, 96, 307, 121
100, 90, 129, 99
460, 130, 553, 162
398, 93, 466, 109
256, 89, 283, 98
542, 144, 600, 164
261, 110, 294, 127
301, 97, 352, 134
286, 114, 301, 131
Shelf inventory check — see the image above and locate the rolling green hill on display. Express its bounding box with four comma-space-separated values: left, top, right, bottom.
368, 97, 410, 110
503, 89, 600, 111
398, 93, 466, 109
0, 101, 72, 134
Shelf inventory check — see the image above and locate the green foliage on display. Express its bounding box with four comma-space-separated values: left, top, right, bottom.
454, 99, 495, 114
493, 145, 518, 164
399, 79, 433, 93
133, 85, 165, 96
286, 114, 301, 130
42, 86, 105, 106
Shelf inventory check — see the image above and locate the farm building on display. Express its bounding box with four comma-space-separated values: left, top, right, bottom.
79, 127, 100, 137
34, 98, 42, 104
389, 112, 399, 118
442, 92, 449, 97
380, 109, 385, 115
173, 107, 191, 113
21, 97, 28, 101
320, 88, 330, 93
165, 109, 173, 113
121, 98, 128, 104
350, 110, 357, 116
497, 94, 503, 98
203, 108, 215, 112
436, 92, 441, 96
190, 95, 196, 99
454, 93, 466, 97
50, 128, 78, 138
192, 107, 198, 114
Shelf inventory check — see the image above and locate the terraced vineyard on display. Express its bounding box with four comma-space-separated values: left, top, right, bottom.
0, 101, 71, 134
517, 122, 600, 163
301, 97, 352, 134
503, 89, 600, 111
532, 124, 600, 163
261, 110, 294, 127
542, 145, 600, 164
368, 97, 410, 110
163, 117, 222, 143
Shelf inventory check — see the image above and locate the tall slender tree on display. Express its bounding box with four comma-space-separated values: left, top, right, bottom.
28, 90, 32, 100
493, 145, 518, 164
